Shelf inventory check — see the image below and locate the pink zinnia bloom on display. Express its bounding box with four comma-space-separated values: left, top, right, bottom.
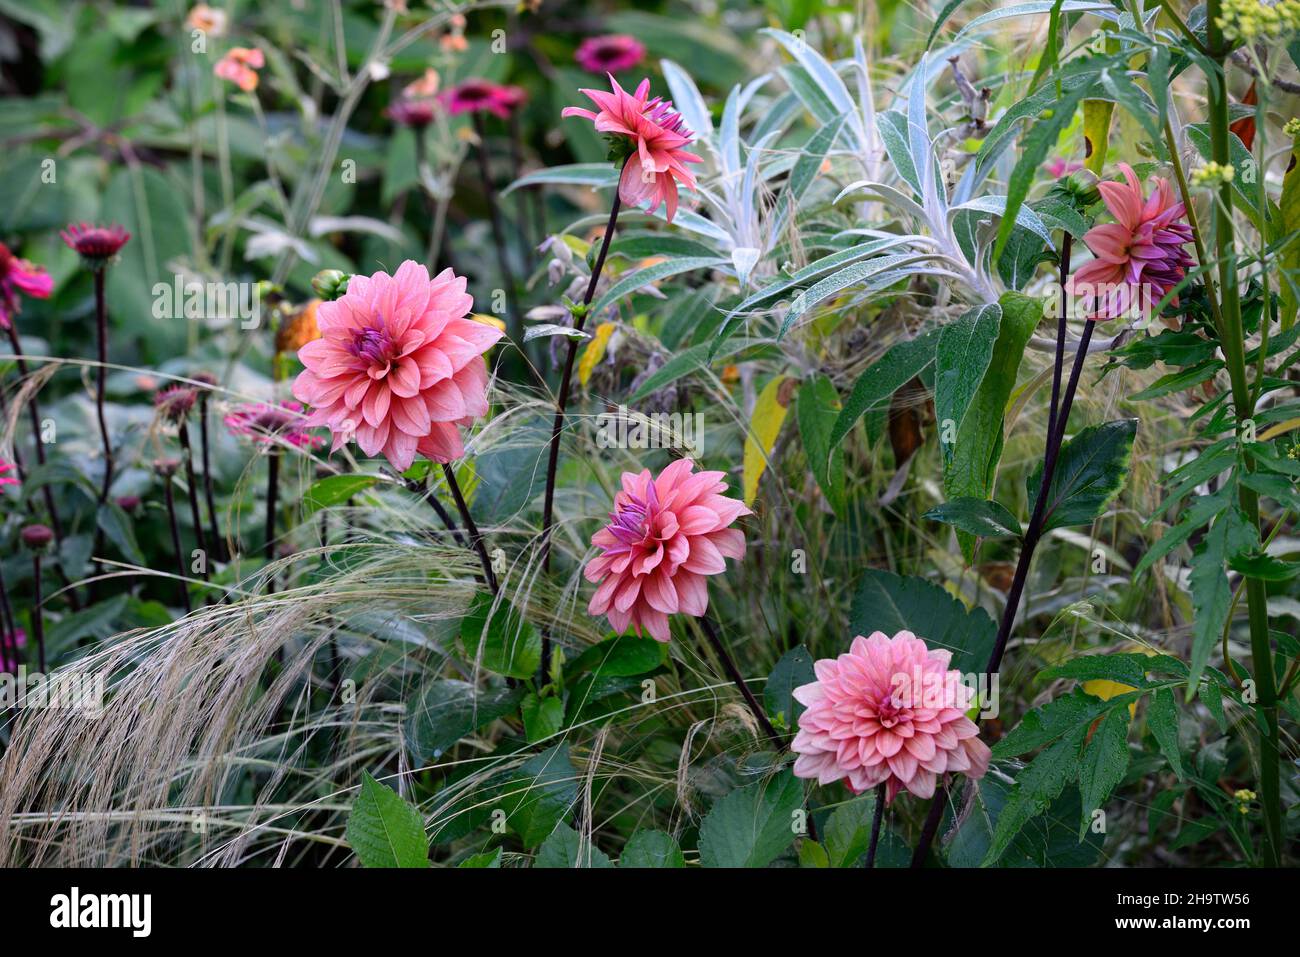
791, 631, 991, 803
575, 35, 646, 75
214, 46, 264, 92
0, 242, 53, 330
440, 79, 511, 119
386, 97, 436, 129
562, 75, 702, 222
493, 84, 527, 114
1067, 163, 1194, 321
225, 401, 323, 451
584, 458, 749, 643
292, 261, 501, 471
0, 458, 19, 489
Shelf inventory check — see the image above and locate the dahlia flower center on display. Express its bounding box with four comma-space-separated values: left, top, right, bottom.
349, 326, 397, 375
876, 690, 910, 728
643, 97, 692, 139
608, 499, 653, 546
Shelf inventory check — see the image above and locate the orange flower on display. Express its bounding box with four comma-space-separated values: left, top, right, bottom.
214, 46, 264, 93
276, 299, 322, 354
187, 4, 227, 36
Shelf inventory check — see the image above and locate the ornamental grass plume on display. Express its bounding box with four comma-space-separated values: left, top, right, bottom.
562, 75, 702, 222
1066, 163, 1193, 321
790, 631, 991, 802
575, 35, 646, 75
584, 458, 749, 643
291, 260, 501, 470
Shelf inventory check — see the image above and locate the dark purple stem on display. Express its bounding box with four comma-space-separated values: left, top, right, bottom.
198, 392, 225, 563
865, 783, 886, 868
162, 476, 192, 613
699, 615, 783, 747
265, 449, 279, 593
178, 422, 209, 580
30, 553, 45, 671
441, 463, 498, 595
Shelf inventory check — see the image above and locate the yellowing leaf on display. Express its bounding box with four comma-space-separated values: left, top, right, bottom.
743, 375, 793, 506
471, 313, 506, 333
1083, 679, 1138, 719
1082, 99, 1114, 175
578, 322, 615, 387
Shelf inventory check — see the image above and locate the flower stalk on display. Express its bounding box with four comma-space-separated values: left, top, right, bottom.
699, 616, 782, 747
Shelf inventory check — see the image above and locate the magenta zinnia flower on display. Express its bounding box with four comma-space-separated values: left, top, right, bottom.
585, 458, 749, 643
575, 35, 646, 75
225, 401, 323, 451
60, 222, 131, 265
0, 458, 19, 489
292, 260, 501, 470
386, 97, 436, 129
562, 75, 702, 222
440, 79, 511, 119
791, 631, 991, 802
1067, 163, 1194, 321
0, 242, 53, 329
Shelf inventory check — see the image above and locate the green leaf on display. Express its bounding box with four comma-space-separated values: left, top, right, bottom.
849, 569, 996, 675
497, 745, 579, 848
944, 291, 1040, 560
404, 680, 524, 762
1040, 653, 1172, 686
628, 336, 762, 402
521, 692, 565, 743
458, 848, 502, 868
697, 770, 804, 868
303, 474, 379, 516
1028, 419, 1137, 532
828, 328, 940, 451
502, 163, 618, 194
982, 724, 1087, 866
460, 593, 543, 679
796, 373, 847, 518
567, 633, 666, 679
1078, 706, 1130, 837
620, 829, 685, 868
1188, 508, 1253, 690
946, 762, 1103, 867
535, 822, 614, 868
936, 304, 1003, 454
346, 772, 428, 868
798, 839, 830, 868
1147, 687, 1185, 780
588, 256, 727, 317
97, 502, 145, 564
923, 497, 1023, 539
823, 792, 881, 867
994, 687, 1135, 758
765, 645, 815, 729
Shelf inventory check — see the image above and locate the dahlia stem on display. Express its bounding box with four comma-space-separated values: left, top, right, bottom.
912, 266, 1089, 867
178, 423, 209, 581
1206, 0, 1282, 866
162, 474, 192, 614
92, 269, 113, 505
265, 448, 280, 593
30, 553, 45, 671
0, 559, 16, 644
699, 615, 782, 747
198, 392, 225, 563
865, 783, 886, 868
538, 184, 623, 678
441, 462, 499, 595
407, 477, 466, 548
470, 112, 522, 345
1044, 234, 1072, 445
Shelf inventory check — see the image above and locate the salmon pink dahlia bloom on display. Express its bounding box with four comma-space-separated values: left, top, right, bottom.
585, 458, 749, 643
1067, 163, 1193, 321
292, 261, 501, 471
562, 75, 702, 222
791, 631, 991, 802
0, 242, 53, 329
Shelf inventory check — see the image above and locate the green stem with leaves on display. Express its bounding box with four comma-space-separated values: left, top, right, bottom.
1205, 0, 1282, 867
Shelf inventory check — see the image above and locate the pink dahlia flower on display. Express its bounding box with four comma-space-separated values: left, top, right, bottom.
562, 75, 702, 223
1067, 163, 1194, 321
440, 79, 511, 119
791, 631, 991, 802
0, 242, 53, 330
575, 35, 646, 75
225, 401, 323, 450
0, 458, 19, 489
585, 458, 749, 643
1045, 157, 1083, 178
291, 260, 501, 470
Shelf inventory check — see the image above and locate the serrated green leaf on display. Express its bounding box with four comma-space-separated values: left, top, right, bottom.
1078, 706, 1130, 837
303, 474, 379, 516
765, 644, 815, 729
924, 497, 1023, 539
535, 822, 613, 868
936, 304, 1002, 453
1028, 419, 1137, 531
620, 829, 685, 868
796, 374, 847, 518
1147, 687, 1185, 780
346, 771, 428, 868
828, 328, 939, 451
982, 724, 1086, 865
697, 770, 803, 868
